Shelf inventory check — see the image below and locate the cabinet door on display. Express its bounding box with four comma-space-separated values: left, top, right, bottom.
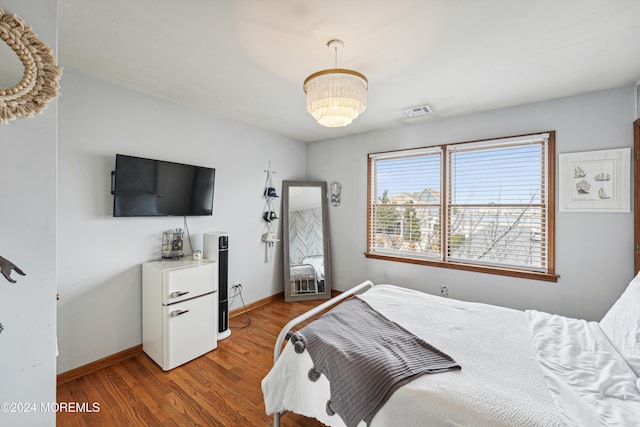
163, 262, 216, 304
163, 293, 217, 370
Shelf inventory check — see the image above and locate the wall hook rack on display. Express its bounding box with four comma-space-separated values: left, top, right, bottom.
262, 161, 280, 262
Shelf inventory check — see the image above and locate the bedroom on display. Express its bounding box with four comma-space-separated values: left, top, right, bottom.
1, 0, 639, 425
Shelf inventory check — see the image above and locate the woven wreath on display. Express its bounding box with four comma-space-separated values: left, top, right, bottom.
0, 7, 62, 124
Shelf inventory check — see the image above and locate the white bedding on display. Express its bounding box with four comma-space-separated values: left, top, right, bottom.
262, 285, 564, 426
303, 255, 324, 281
527, 310, 640, 426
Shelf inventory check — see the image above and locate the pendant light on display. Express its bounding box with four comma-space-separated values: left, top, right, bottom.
303, 39, 368, 128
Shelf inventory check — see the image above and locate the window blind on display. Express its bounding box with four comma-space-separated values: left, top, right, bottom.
367, 132, 553, 276
446, 137, 549, 271
369, 147, 442, 259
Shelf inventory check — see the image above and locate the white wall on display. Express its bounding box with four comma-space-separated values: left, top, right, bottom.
51, 58, 640, 373
308, 86, 636, 321
0, 1, 58, 425
56, 69, 306, 373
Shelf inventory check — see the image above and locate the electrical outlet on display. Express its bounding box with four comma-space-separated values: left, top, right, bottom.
231, 282, 242, 293
440, 285, 448, 298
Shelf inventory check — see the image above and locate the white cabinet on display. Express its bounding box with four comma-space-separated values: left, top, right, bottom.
142, 260, 218, 370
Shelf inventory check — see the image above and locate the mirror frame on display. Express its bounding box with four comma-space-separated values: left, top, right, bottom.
0, 8, 63, 124
282, 181, 332, 302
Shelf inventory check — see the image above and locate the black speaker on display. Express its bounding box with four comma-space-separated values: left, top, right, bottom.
204, 232, 230, 340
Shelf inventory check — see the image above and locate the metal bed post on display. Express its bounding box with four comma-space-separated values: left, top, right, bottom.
272, 280, 375, 427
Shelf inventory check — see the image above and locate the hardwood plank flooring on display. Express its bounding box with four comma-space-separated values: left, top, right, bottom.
57, 296, 327, 426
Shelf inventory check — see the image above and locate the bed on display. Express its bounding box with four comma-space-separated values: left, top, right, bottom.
289, 264, 317, 293
262, 276, 640, 426
290, 255, 325, 294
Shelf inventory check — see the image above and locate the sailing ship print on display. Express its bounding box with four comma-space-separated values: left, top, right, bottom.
598, 187, 611, 199
568, 156, 621, 205
576, 179, 591, 194
594, 172, 611, 181
563, 149, 629, 210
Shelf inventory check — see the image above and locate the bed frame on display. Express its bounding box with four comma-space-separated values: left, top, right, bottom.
272, 280, 375, 427
289, 263, 318, 294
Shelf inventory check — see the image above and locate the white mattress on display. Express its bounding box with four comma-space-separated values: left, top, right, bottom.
263, 284, 564, 426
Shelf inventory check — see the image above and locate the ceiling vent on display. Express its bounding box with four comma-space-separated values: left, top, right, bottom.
404, 104, 432, 117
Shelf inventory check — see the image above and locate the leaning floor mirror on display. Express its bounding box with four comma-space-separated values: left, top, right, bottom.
282, 181, 332, 302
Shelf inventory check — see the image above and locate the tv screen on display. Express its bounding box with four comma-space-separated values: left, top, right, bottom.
112, 154, 215, 217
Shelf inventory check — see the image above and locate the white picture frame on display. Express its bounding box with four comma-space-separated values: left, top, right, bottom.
559, 148, 631, 212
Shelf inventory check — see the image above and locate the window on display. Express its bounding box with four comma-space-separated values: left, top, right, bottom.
367, 132, 557, 281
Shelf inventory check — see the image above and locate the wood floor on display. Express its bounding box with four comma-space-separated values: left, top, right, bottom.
57, 297, 327, 426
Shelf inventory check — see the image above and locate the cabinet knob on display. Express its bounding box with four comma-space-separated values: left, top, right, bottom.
170, 290, 189, 298
169, 309, 190, 317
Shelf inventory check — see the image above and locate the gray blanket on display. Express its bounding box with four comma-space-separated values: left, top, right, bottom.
292, 297, 461, 427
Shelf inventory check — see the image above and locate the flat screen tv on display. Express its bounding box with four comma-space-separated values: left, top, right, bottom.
112, 154, 215, 217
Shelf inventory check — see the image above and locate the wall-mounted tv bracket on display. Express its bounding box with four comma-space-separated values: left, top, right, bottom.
110, 171, 115, 195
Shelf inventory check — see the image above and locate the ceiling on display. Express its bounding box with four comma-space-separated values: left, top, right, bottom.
55, 0, 640, 142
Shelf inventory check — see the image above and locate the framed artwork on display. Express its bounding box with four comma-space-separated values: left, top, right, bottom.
559, 148, 630, 212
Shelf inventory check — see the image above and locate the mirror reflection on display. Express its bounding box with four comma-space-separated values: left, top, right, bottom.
283, 181, 331, 302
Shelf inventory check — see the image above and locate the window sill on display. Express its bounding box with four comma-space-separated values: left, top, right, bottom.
364, 252, 559, 283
